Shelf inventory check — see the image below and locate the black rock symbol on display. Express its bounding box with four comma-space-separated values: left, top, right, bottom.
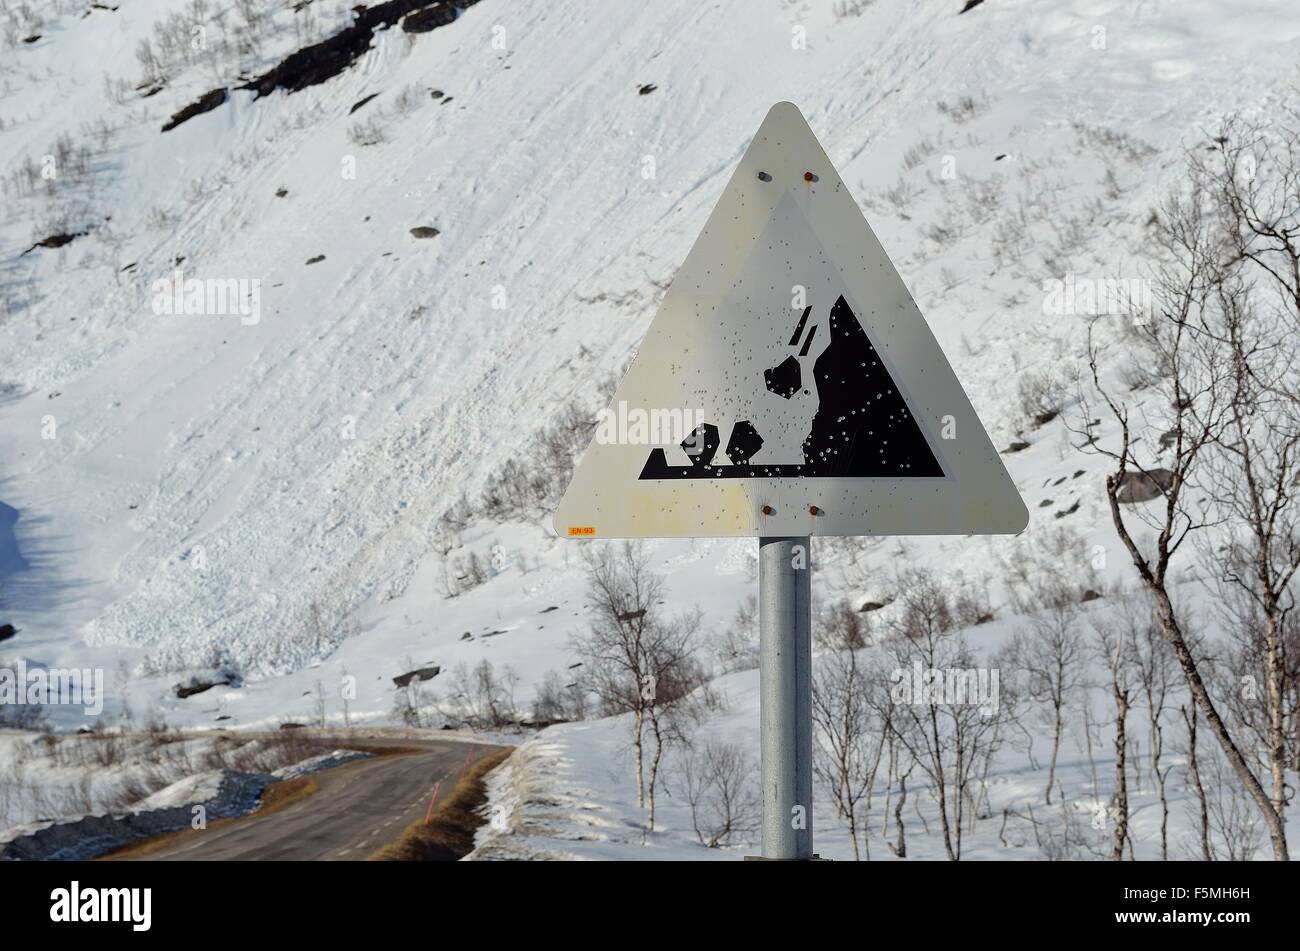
681, 423, 720, 466
764, 355, 802, 399
725, 420, 764, 465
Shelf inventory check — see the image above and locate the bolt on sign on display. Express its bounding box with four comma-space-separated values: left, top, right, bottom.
555, 102, 1027, 539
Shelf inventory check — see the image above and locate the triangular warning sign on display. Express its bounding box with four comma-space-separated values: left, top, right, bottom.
554, 102, 1028, 539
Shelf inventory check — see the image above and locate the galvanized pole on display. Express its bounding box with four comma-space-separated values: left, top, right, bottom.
758, 535, 813, 859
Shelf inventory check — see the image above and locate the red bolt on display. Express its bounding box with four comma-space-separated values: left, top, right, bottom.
809, 505, 821, 516
761, 504, 774, 516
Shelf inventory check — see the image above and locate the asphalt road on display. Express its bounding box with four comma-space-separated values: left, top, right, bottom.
122, 739, 502, 861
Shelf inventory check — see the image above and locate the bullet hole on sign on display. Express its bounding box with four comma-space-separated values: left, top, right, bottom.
761, 504, 775, 516
757, 171, 772, 182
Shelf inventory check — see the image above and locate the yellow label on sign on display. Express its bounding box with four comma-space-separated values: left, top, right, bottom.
568, 526, 596, 536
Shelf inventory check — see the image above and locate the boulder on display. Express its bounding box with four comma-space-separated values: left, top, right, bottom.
1114, 468, 1175, 503
393, 665, 441, 688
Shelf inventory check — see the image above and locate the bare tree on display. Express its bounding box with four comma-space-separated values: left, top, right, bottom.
885, 756, 914, 858
1074, 165, 1292, 859
313, 679, 327, 728
574, 541, 701, 829
1006, 591, 1085, 805
448, 659, 519, 730
1128, 600, 1180, 860
1179, 703, 1214, 861
1092, 612, 1134, 860
679, 739, 760, 848
1199, 317, 1300, 833
882, 569, 1009, 860
531, 669, 587, 724
1203, 747, 1264, 860
575, 542, 659, 807
811, 604, 886, 860
641, 608, 705, 832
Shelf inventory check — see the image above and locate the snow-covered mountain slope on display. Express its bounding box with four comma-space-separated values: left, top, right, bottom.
1, 0, 1298, 727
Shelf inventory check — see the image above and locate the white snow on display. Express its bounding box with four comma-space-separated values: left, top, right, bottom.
1, 0, 1298, 858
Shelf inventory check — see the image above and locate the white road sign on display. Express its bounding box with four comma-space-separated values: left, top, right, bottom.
554, 101, 1027, 539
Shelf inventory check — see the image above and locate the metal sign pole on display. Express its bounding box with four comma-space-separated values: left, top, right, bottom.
758, 535, 813, 860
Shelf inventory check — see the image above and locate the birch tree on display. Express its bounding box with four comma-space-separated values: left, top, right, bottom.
1007, 592, 1085, 805
1074, 168, 1292, 859
575, 541, 662, 809
811, 604, 886, 860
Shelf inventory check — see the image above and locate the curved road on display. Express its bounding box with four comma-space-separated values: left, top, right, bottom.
120, 739, 504, 861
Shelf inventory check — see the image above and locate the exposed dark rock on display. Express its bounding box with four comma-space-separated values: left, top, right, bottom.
350, 92, 381, 113
1115, 467, 1175, 503
539, 605, 558, 614
1032, 408, 1059, 426
22, 34, 40, 43
1038, 498, 1053, 507
0, 624, 16, 643
275, 187, 289, 197
638, 83, 657, 95
1054, 499, 1081, 518
305, 254, 326, 265
161, 87, 228, 132
242, 0, 461, 100
175, 677, 231, 699
22, 231, 87, 255
410, 226, 440, 238
402, 2, 456, 32
959, 0, 985, 12
1003, 440, 1030, 454
1080, 589, 1103, 603
430, 89, 445, 99
393, 665, 441, 688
